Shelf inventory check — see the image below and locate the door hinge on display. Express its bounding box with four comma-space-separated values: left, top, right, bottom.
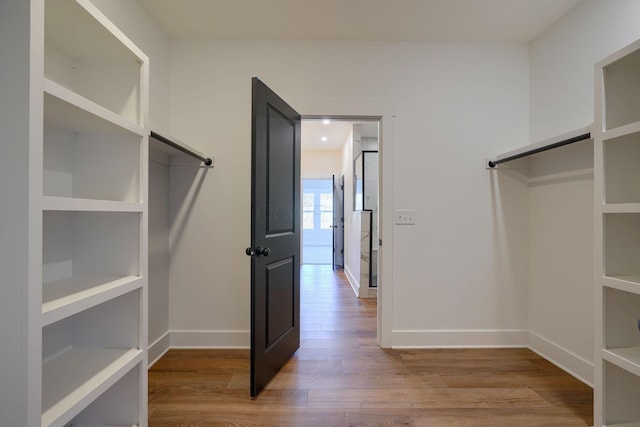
379, 239, 382, 246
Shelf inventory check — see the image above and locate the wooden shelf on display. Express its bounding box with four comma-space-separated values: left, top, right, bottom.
43, 196, 143, 212
42, 276, 142, 326
601, 45, 640, 131
603, 347, 640, 378
602, 204, 640, 214
42, 211, 141, 287
44, 0, 147, 126
602, 121, 640, 141
491, 125, 591, 163
41, 347, 142, 427
603, 276, 640, 295
603, 213, 640, 278
44, 78, 144, 136
603, 130, 640, 204
43, 93, 143, 202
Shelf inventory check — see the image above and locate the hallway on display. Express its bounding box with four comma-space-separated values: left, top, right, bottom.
148, 265, 592, 426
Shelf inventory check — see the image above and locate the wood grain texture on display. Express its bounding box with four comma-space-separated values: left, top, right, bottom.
149, 265, 592, 426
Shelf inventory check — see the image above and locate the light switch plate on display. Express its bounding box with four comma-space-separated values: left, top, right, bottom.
395, 209, 416, 225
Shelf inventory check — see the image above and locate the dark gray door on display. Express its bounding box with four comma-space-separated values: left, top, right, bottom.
333, 174, 344, 268
247, 77, 301, 397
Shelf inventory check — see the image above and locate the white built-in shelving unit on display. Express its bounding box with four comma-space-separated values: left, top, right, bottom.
595, 39, 640, 427
19, 0, 152, 425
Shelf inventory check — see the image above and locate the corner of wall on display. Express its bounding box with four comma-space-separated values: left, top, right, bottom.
528, 332, 593, 386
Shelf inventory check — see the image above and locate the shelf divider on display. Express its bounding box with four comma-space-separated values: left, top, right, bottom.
42, 196, 143, 212
603, 276, 640, 295
603, 347, 640, 378
41, 347, 142, 427
44, 78, 145, 136
42, 276, 142, 326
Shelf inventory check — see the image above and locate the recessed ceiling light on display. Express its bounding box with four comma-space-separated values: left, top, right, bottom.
321, 136, 328, 142
322, 119, 330, 125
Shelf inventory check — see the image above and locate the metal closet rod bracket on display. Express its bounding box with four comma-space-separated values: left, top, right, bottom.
150, 131, 213, 166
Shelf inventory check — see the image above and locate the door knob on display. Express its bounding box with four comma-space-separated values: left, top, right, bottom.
245, 247, 271, 257
256, 247, 271, 257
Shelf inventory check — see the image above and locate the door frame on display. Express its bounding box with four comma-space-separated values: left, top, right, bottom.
302, 115, 389, 348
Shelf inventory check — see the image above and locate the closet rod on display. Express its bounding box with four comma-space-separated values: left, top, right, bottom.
487, 132, 591, 168
150, 131, 213, 166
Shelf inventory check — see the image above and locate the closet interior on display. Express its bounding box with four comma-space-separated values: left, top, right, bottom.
4, 0, 640, 425
147, 132, 213, 365
488, 36, 640, 427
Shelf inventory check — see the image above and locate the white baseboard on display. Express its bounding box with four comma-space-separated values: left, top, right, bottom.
391, 329, 528, 348
150, 329, 593, 388
528, 332, 593, 386
148, 331, 171, 367
344, 265, 360, 297
170, 330, 250, 349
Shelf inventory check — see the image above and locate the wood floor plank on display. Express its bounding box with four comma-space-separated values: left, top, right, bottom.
267, 372, 447, 390
409, 407, 592, 427
149, 265, 592, 426
343, 409, 413, 426
307, 387, 550, 409
441, 371, 592, 389
150, 408, 346, 427
278, 358, 345, 374
152, 387, 309, 408
398, 347, 535, 360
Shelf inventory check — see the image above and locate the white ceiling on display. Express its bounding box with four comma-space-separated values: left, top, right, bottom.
302, 119, 353, 151
302, 120, 379, 151
141, 0, 580, 43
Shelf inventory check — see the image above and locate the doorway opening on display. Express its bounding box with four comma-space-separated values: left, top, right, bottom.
301, 117, 380, 299
302, 178, 333, 265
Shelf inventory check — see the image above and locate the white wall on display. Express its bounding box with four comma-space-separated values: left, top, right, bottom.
168, 39, 530, 348
528, 0, 640, 384
341, 128, 362, 295
530, 0, 640, 143
148, 153, 170, 362
88, 0, 172, 357
301, 149, 342, 179
345, 210, 363, 295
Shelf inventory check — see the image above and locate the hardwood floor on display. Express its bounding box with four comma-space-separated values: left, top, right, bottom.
149, 265, 593, 426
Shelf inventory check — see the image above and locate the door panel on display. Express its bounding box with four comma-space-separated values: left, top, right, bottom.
332, 175, 336, 270
266, 106, 296, 234
266, 257, 294, 348
249, 77, 301, 397
333, 175, 344, 268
